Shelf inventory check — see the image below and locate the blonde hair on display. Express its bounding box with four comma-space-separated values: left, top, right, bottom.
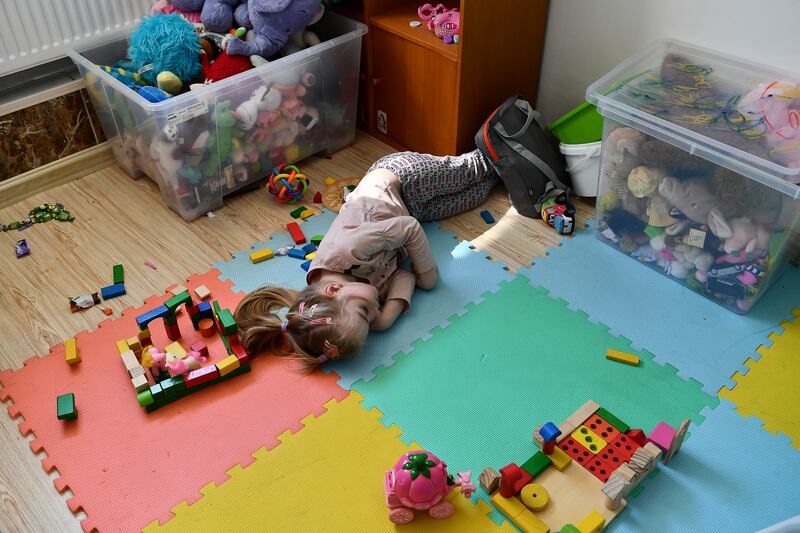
234, 284, 365, 372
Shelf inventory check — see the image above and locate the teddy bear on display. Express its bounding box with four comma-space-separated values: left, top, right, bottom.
226, 0, 323, 59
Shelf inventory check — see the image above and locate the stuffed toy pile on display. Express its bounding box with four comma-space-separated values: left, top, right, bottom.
596, 53, 799, 312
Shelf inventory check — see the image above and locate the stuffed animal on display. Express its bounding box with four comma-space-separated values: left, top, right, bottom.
204, 101, 238, 176
628, 166, 666, 199
710, 167, 784, 226
128, 14, 202, 94
738, 81, 800, 168
711, 216, 772, 257
235, 84, 281, 130
226, 0, 323, 59
150, 124, 184, 180
201, 0, 249, 32
152, 0, 204, 23
202, 49, 253, 82
281, 3, 324, 55
657, 175, 719, 234
602, 127, 645, 198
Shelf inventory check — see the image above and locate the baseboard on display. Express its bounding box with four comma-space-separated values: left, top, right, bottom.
0, 142, 114, 208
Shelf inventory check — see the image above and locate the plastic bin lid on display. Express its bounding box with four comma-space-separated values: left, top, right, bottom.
587, 39, 800, 199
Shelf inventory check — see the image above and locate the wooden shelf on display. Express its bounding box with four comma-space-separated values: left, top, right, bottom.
369, 5, 459, 62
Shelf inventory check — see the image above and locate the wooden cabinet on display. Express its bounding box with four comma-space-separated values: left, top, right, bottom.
334, 0, 550, 155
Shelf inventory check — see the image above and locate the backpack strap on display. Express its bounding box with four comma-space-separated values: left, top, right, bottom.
495, 123, 559, 183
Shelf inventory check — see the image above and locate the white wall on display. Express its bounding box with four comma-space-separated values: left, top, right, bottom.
537, 0, 800, 123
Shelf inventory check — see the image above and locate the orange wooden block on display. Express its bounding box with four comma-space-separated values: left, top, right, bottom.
199, 318, 216, 337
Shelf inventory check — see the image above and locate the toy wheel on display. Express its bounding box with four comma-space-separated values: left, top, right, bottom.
428, 501, 454, 519
389, 507, 415, 524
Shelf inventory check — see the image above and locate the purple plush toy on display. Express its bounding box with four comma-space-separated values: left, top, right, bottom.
201, 0, 252, 33
226, 0, 322, 59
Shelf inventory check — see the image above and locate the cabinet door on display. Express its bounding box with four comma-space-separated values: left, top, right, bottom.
371, 27, 457, 155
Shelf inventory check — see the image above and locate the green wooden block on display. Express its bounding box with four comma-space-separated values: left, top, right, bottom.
172, 375, 187, 396
56, 393, 77, 420
221, 334, 233, 355
137, 389, 154, 407
183, 364, 251, 396
560, 525, 581, 533
149, 383, 164, 405
165, 291, 193, 314
290, 206, 308, 218
595, 407, 630, 433
311, 234, 324, 246
161, 377, 177, 401
113, 264, 124, 284
520, 451, 552, 479
217, 309, 237, 336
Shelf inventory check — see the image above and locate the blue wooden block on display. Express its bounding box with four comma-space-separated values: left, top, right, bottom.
539, 421, 562, 442
302, 244, 317, 254
480, 210, 495, 224
101, 282, 126, 300
301, 260, 312, 272
288, 248, 307, 259
136, 304, 170, 330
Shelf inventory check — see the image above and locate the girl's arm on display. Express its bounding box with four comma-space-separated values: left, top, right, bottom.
370, 299, 406, 331
354, 216, 437, 278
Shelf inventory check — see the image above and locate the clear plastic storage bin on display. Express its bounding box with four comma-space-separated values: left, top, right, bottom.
68, 12, 366, 220
587, 39, 800, 314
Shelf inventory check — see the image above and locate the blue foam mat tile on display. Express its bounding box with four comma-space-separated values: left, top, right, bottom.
326, 229, 514, 388
213, 210, 514, 389
214, 210, 339, 294
609, 399, 800, 533
519, 222, 800, 394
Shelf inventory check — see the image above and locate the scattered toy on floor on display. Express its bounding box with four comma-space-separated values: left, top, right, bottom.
480, 210, 495, 224
144, 259, 158, 269
2, 202, 74, 232
267, 164, 309, 204
69, 293, 101, 313
606, 348, 640, 366
385, 450, 474, 524
65, 338, 80, 365
56, 393, 77, 420
14, 239, 29, 258
250, 248, 274, 263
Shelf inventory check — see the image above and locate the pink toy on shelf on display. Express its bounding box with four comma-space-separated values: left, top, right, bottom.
417, 3, 460, 43
385, 450, 474, 524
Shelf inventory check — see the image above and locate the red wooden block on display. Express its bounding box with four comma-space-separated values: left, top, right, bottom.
165, 322, 181, 341
558, 436, 594, 466
499, 463, 532, 497
626, 428, 647, 447
190, 341, 208, 360
185, 365, 219, 388
313, 191, 322, 204
595, 440, 626, 470
585, 454, 616, 482
287, 222, 306, 244
585, 414, 620, 442
186, 304, 199, 317
608, 433, 640, 462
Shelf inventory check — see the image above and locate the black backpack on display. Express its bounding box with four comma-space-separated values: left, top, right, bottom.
476, 95, 571, 218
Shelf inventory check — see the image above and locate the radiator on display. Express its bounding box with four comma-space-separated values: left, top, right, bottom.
0, 0, 152, 77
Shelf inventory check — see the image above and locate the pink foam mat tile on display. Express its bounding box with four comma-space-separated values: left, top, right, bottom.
0, 268, 347, 532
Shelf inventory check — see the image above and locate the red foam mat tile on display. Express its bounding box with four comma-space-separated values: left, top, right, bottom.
0, 269, 347, 532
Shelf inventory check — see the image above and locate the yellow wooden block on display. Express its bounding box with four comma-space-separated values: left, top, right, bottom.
515, 508, 551, 533
65, 338, 80, 365
546, 445, 573, 471
194, 285, 212, 300
305, 251, 317, 260
138, 328, 152, 343
216, 355, 240, 376
576, 509, 606, 533
606, 349, 639, 366
324, 176, 337, 186
520, 483, 549, 511
250, 248, 274, 263
126, 336, 142, 354
300, 209, 314, 219
491, 492, 528, 519
116, 339, 129, 354
572, 425, 608, 454
164, 341, 187, 359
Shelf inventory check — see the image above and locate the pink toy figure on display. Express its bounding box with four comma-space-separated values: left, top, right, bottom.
738, 81, 800, 169
148, 347, 169, 378
166, 350, 207, 377
417, 3, 460, 41
385, 450, 474, 524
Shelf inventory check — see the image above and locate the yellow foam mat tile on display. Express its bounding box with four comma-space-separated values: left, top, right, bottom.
146, 392, 514, 532
719, 309, 800, 450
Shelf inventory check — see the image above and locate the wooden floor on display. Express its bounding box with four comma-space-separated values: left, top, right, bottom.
0, 131, 594, 532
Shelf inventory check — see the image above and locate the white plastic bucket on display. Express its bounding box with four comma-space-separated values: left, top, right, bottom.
560, 141, 602, 197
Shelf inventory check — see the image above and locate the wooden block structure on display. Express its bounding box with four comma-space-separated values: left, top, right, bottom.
126, 336, 142, 356
606, 349, 640, 367
164, 341, 187, 359
663, 419, 690, 464
558, 400, 600, 442
57, 393, 77, 420
65, 338, 80, 365
479, 467, 501, 493
575, 510, 606, 533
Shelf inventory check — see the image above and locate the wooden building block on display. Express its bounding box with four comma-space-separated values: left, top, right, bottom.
170, 285, 188, 296
324, 176, 336, 186
479, 467, 501, 493
129, 365, 146, 379
571, 425, 608, 454
126, 336, 142, 355
65, 338, 80, 365
606, 348, 640, 366
521, 451, 552, 479
491, 492, 527, 519
520, 483, 549, 511
594, 407, 630, 433
112, 264, 124, 284
646, 422, 676, 452
57, 393, 77, 420
120, 350, 139, 371
287, 222, 306, 244
194, 285, 212, 300
164, 341, 187, 359
185, 365, 219, 388
558, 400, 600, 442
576, 510, 605, 533
664, 418, 690, 464
300, 209, 314, 219
190, 341, 209, 359
138, 328, 152, 346
515, 509, 551, 533
137, 389, 154, 407
546, 445, 572, 471
305, 251, 317, 260
250, 248, 274, 263
116, 339, 130, 354
612, 463, 637, 482
216, 354, 240, 376
131, 374, 149, 392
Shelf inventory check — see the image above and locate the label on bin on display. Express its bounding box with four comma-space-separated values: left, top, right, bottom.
167, 101, 209, 125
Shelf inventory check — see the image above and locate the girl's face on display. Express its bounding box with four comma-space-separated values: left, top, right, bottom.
326, 282, 380, 341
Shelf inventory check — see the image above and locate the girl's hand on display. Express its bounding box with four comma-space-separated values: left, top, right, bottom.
415, 267, 438, 290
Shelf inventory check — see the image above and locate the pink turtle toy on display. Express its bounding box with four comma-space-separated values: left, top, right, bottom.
384, 450, 475, 524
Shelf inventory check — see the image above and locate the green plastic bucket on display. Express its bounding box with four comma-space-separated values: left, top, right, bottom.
547, 101, 604, 145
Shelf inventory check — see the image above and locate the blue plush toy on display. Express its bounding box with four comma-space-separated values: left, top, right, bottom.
128, 14, 202, 94
226, 0, 322, 59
